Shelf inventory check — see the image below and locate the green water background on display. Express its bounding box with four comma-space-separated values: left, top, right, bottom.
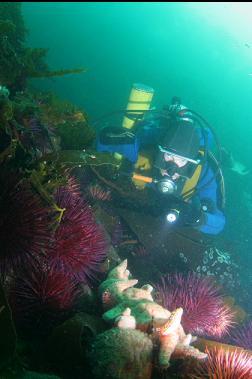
22, 2, 252, 162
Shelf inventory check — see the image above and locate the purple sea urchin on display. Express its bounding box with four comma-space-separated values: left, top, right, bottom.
0, 172, 49, 277
9, 261, 80, 334
154, 273, 235, 338
48, 183, 108, 283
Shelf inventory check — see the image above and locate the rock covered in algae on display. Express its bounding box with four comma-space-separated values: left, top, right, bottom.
46, 312, 106, 375
90, 327, 153, 379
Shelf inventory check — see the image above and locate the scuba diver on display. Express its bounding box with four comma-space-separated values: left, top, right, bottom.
96, 94, 226, 236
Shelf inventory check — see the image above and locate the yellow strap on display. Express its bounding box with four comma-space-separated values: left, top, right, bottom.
182, 150, 205, 200
181, 164, 202, 200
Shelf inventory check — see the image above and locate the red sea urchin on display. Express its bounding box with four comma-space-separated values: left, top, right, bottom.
0, 173, 49, 277
190, 347, 252, 378
154, 273, 235, 338
9, 261, 80, 333
88, 183, 111, 202
63, 170, 82, 197
48, 182, 108, 284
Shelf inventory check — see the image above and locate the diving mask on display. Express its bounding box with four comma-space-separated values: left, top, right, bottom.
158, 145, 201, 165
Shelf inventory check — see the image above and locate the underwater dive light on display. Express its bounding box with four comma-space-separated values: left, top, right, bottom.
166, 209, 180, 223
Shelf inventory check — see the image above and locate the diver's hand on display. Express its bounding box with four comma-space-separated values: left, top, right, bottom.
134, 154, 151, 171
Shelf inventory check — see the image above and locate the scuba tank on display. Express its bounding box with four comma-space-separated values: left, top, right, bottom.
122, 83, 154, 130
